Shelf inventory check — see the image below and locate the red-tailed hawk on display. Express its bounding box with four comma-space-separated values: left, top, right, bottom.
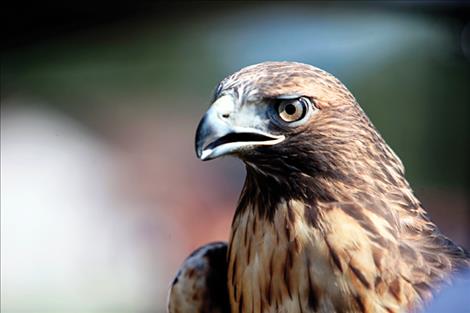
168, 62, 469, 313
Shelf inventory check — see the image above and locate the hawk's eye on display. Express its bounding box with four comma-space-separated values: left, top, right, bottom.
277, 97, 309, 123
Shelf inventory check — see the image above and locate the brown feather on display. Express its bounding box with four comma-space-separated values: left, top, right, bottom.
169, 61, 469, 313
224, 62, 469, 313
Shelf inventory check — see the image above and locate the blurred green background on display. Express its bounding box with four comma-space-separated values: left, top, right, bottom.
1, 2, 469, 313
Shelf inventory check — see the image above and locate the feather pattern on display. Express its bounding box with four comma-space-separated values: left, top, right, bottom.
169, 62, 469, 313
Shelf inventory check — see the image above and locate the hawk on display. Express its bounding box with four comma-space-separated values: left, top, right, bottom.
168, 62, 469, 313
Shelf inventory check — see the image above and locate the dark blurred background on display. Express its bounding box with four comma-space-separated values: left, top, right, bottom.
1, 2, 469, 312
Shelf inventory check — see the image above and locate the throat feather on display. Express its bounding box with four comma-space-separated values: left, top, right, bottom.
228, 194, 424, 313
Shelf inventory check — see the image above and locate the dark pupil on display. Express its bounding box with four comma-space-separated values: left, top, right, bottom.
285, 103, 297, 115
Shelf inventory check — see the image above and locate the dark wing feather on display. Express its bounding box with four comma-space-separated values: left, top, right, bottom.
168, 242, 230, 313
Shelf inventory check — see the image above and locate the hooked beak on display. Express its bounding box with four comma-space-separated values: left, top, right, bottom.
195, 95, 285, 161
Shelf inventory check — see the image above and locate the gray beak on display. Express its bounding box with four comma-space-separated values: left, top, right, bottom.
195, 95, 285, 161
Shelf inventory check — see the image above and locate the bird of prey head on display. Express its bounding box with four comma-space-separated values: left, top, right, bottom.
196, 61, 358, 167
195, 62, 412, 219
170, 62, 469, 313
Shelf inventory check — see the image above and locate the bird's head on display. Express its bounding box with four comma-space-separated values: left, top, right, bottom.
196, 61, 403, 183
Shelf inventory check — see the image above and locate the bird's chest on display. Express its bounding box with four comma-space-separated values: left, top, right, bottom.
227, 201, 354, 313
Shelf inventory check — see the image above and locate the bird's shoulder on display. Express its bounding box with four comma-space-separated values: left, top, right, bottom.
400, 222, 470, 299
315, 200, 470, 309
168, 241, 230, 313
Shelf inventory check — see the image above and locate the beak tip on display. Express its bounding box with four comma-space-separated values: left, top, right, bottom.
195, 139, 210, 161
195, 147, 204, 161
195, 119, 206, 160
197, 148, 213, 161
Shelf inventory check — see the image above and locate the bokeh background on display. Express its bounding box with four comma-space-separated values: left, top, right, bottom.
2, 2, 469, 312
